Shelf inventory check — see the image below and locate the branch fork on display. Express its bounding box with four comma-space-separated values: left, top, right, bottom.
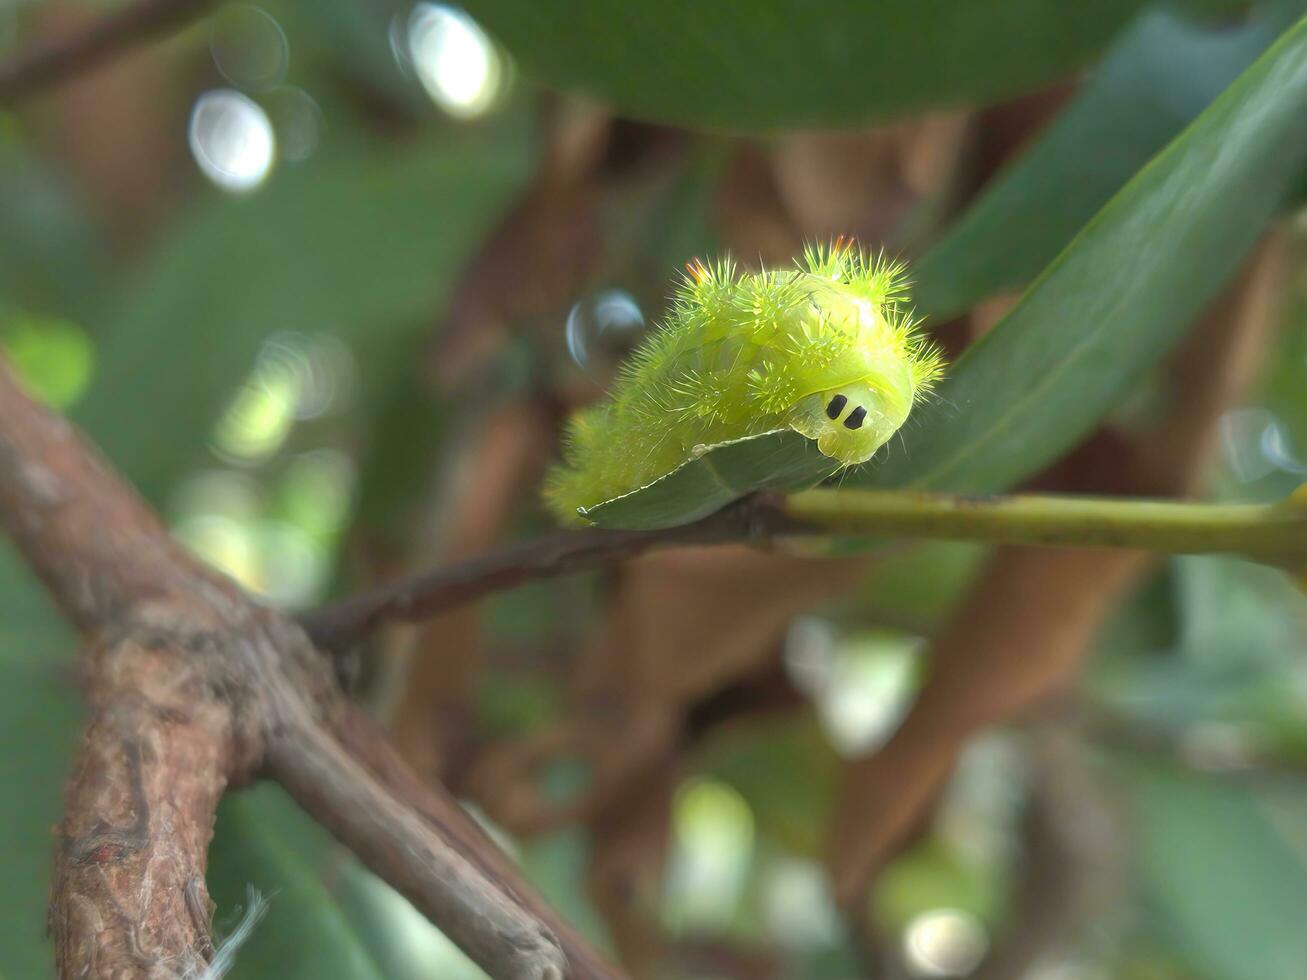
0, 361, 617, 979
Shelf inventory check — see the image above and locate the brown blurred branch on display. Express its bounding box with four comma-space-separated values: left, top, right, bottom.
0, 359, 619, 979
0, 0, 215, 105
300, 500, 796, 651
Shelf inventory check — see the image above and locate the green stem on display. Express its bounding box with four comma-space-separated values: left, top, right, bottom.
782, 488, 1307, 565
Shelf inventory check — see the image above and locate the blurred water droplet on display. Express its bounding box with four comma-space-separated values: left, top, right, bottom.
280, 450, 355, 535
211, 333, 355, 463
936, 735, 1027, 867
565, 289, 645, 376
784, 616, 838, 695
405, 4, 506, 118
786, 620, 922, 757
820, 633, 919, 756
1260, 417, 1307, 475
188, 90, 275, 194
209, 5, 289, 91
762, 858, 839, 948
388, 14, 408, 72
264, 86, 324, 163
1, 314, 94, 409
288, 333, 355, 420
171, 470, 262, 525
211, 335, 303, 462
174, 513, 259, 590
665, 779, 755, 932
257, 520, 326, 606
1220, 408, 1279, 482
903, 908, 988, 978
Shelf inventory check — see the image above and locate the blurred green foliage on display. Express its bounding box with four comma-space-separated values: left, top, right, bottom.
75, 122, 532, 505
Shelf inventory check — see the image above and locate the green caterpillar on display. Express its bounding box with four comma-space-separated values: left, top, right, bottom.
546, 242, 943, 525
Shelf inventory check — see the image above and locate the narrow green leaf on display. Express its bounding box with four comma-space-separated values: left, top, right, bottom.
208, 789, 388, 980
463, 0, 1171, 131
583, 430, 835, 529
853, 14, 1307, 492
211, 787, 495, 979
0, 662, 76, 978
1121, 762, 1307, 980
914, 4, 1293, 320
0, 554, 79, 980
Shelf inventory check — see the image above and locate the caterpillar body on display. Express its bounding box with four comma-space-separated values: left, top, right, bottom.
546, 243, 944, 525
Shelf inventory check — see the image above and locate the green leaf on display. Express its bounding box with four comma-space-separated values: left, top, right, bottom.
0, 553, 80, 980
208, 789, 388, 980
853, 13, 1307, 493
1088, 557, 1307, 756
914, 4, 1293, 320
74, 124, 532, 505
210, 786, 491, 980
462, 0, 1167, 131
1120, 762, 1307, 980
0, 138, 106, 317
582, 429, 836, 529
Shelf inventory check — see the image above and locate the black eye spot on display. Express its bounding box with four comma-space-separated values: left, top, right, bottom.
825, 395, 847, 420
844, 406, 867, 430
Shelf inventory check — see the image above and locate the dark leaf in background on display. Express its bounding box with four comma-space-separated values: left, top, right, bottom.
0, 558, 79, 978
1120, 761, 1307, 980
460, 0, 1238, 131
0, 141, 106, 316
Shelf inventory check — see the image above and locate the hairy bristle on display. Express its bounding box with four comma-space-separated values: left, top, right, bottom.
546, 245, 944, 524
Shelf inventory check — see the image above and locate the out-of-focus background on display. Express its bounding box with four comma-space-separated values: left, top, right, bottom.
4, 1, 1307, 978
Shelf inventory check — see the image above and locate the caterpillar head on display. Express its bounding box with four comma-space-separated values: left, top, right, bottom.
786, 380, 910, 466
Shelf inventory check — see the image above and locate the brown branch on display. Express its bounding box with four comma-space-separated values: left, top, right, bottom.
300, 500, 795, 651
333, 706, 620, 980
301, 481, 1307, 654
268, 715, 570, 980
50, 641, 233, 977
0, 360, 255, 975
0, 357, 621, 979
0, 0, 216, 105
